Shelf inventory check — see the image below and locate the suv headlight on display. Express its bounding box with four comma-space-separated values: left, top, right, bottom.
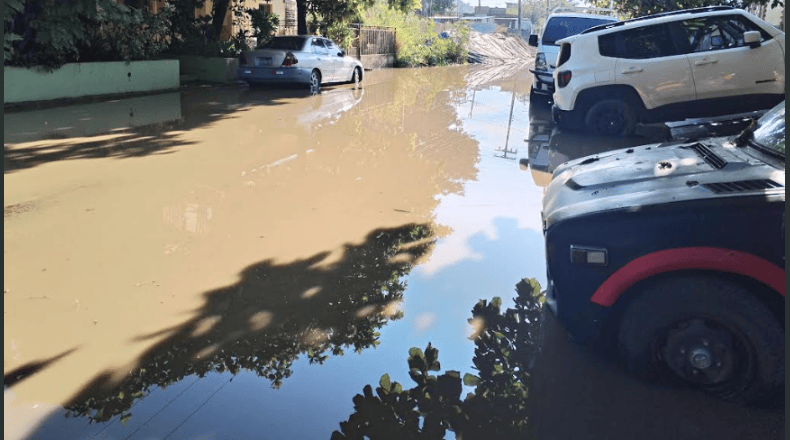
535, 53, 548, 71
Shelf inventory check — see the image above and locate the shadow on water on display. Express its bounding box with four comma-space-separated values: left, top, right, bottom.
3, 348, 79, 388
14, 223, 434, 429
3, 84, 326, 174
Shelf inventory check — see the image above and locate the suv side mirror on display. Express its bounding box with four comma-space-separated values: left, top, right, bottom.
529, 34, 538, 47
744, 31, 761, 48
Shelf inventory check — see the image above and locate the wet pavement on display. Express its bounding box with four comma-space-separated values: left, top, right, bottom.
4, 64, 784, 439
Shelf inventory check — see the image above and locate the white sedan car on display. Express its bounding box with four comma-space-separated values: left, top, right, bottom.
238, 36, 364, 88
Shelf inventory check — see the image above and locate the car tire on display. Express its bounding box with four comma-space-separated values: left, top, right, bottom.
617, 274, 784, 405
351, 67, 362, 84
584, 99, 637, 136
309, 70, 321, 89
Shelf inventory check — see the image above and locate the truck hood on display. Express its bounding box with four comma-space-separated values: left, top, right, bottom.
542, 139, 785, 228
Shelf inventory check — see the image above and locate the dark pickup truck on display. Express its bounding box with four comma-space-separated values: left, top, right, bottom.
541, 102, 785, 404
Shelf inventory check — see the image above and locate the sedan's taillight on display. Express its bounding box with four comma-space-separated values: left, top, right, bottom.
282, 52, 298, 66
557, 70, 572, 88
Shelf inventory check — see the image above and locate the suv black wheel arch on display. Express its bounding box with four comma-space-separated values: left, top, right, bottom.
575, 85, 646, 126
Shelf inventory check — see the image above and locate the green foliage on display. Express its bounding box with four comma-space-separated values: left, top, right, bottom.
590, 0, 778, 18
333, 278, 546, 439
247, 6, 279, 44
364, 0, 469, 66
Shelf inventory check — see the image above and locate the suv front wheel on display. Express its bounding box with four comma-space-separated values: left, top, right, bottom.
584, 99, 638, 136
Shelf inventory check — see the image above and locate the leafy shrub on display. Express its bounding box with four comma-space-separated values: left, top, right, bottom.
246, 6, 279, 44
364, 0, 469, 67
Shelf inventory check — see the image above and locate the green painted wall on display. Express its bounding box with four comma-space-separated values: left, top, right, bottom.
179, 56, 239, 83
4, 60, 180, 104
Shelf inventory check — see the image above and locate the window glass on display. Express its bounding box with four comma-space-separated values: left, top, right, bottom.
312, 38, 328, 55
324, 39, 340, 55
752, 102, 785, 157
619, 24, 677, 59
542, 17, 616, 45
679, 16, 771, 53
598, 33, 618, 57
259, 36, 307, 51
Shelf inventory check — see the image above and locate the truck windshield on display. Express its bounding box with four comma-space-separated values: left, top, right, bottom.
543, 17, 615, 45
751, 101, 785, 157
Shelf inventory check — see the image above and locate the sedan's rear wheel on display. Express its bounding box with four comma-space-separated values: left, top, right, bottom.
618, 274, 784, 405
309, 70, 321, 89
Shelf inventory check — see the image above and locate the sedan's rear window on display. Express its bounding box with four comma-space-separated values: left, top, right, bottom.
543, 17, 616, 45
259, 37, 307, 51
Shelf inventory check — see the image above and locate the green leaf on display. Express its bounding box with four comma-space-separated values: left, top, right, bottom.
120, 413, 132, 426
408, 347, 423, 359
463, 373, 480, 386
392, 383, 403, 393
118, 391, 125, 399
380, 373, 392, 391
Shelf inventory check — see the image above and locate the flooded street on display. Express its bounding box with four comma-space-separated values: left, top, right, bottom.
5, 64, 784, 440
5, 64, 541, 439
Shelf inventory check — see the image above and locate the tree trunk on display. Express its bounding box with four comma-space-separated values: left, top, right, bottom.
296, 0, 308, 35
212, 0, 231, 41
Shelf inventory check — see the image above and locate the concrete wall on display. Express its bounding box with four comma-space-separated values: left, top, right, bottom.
360, 54, 395, 70
4, 60, 179, 104
179, 56, 239, 83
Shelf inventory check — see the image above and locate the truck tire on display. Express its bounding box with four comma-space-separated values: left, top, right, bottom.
584, 99, 637, 136
618, 274, 784, 405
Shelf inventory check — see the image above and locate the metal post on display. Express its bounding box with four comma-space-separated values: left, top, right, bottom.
518, 0, 522, 32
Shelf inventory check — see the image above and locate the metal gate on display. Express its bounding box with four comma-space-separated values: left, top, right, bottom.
348, 24, 396, 59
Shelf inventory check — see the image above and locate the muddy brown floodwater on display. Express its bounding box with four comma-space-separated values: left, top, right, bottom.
5, 64, 546, 439
6, 64, 783, 440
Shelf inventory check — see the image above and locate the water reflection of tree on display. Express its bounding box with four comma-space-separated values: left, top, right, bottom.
63, 224, 434, 424
333, 278, 545, 440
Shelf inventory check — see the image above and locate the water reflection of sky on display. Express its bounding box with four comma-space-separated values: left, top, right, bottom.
12, 74, 548, 440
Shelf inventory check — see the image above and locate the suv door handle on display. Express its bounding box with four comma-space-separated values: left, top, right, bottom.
621, 66, 643, 74
694, 58, 717, 66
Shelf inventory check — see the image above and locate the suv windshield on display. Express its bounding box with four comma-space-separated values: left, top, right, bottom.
751, 101, 785, 156
543, 17, 615, 45
259, 37, 306, 50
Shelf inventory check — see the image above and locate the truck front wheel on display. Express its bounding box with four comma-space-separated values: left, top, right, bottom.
617, 274, 784, 405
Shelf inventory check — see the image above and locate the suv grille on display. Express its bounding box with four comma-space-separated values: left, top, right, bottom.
702, 179, 784, 194
688, 143, 727, 169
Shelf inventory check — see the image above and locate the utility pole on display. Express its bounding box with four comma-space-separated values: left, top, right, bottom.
518, 0, 522, 32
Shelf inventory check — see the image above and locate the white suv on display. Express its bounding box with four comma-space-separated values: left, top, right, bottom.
551, 6, 785, 136
528, 7, 619, 102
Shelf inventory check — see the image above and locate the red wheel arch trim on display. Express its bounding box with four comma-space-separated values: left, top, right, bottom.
591, 247, 785, 307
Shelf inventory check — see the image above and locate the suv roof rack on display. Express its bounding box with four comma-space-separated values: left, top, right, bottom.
550, 6, 617, 17
580, 6, 735, 34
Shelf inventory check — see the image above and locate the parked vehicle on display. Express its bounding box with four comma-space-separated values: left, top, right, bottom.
541, 101, 785, 404
551, 6, 785, 136
528, 7, 619, 103
238, 36, 364, 88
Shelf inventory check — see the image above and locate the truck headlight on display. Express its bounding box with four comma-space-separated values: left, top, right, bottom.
535, 53, 548, 71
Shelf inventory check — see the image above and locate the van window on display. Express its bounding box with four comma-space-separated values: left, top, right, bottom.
542, 16, 616, 45
678, 15, 773, 53
598, 24, 678, 59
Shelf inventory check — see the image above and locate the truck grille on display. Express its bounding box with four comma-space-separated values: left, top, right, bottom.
702, 179, 784, 194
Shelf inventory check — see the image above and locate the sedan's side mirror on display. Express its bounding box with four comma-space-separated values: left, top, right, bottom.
528, 34, 538, 47
744, 31, 761, 48
338, 51, 345, 57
